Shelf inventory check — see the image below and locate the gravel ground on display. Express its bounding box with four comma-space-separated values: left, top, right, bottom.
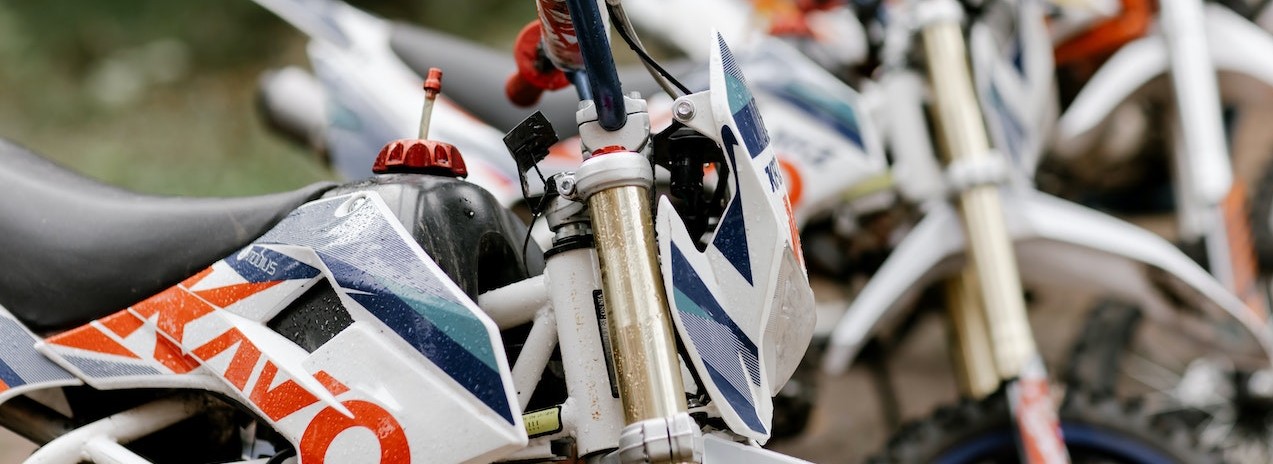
0, 432, 33, 462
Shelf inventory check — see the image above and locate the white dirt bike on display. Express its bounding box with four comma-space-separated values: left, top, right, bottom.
0, 0, 821, 462
800, 0, 1273, 460
1046, 1, 1273, 460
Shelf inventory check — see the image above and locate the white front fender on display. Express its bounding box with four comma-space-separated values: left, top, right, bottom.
1205, 4, 1273, 99
821, 199, 963, 374
1056, 35, 1166, 144
823, 189, 1273, 374
1058, 5, 1273, 143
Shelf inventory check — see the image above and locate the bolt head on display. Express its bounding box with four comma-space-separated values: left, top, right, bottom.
557, 175, 576, 197
673, 100, 695, 121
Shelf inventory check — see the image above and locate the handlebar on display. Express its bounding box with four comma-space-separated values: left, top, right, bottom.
540, 0, 626, 131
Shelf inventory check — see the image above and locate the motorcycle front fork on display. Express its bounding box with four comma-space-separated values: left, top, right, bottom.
588, 182, 688, 423
919, 1, 1068, 462
1160, 0, 1269, 321
568, 93, 698, 463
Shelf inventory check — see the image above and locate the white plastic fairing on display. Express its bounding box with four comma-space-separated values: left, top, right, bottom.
969, 0, 1055, 181
1058, 5, 1273, 145
739, 40, 887, 225
764, 253, 816, 392
556, 38, 887, 226
258, 0, 524, 204
703, 433, 812, 463
656, 32, 815, 443
38, 192, 528, 463
0, 306, 80, 405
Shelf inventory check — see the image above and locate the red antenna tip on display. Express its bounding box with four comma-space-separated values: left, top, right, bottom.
424, 68, 443, 96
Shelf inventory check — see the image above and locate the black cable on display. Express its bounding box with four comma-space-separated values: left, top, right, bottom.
521, 204, 545, 275
520, 165, 550, 272
607, 4, 692, 95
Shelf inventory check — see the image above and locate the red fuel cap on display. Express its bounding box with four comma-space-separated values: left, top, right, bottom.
372, 139, 468, 178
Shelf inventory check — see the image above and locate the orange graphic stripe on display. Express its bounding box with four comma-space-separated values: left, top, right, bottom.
1054, 0, 1152, 67
315, 370, 350, 396
193, 281, 283, 308
251, 362, 320, 421
131, 286, 216, 343
180, 267, 215, 289
152, 337, 200, 374
1222, 181, 1266, 321
99, 310, 145, 338
48, 325, 138, 359
192, 328, 262, 390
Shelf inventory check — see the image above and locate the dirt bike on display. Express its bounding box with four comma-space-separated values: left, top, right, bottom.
248, 0, 1273, 460
1039, 1, 1273, 460
1048, 0, 1273, 307
252, 0, 684, 185
255, 0, 898, 444
794, 0, 1273, 461
516, 1, 1273, 460
0, 0, 820, 462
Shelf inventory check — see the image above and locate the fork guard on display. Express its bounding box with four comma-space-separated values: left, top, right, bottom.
823, 188, 1273, 374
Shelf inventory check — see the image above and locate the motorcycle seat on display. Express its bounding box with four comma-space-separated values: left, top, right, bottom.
0, 139, 335, 332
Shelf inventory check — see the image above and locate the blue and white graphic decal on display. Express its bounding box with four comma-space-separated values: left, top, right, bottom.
763, 82, 865, 149
669, 244, 766, 433
714, 128, 754, 285
986, 83, 1027, 164
656, 32, 815, 443
253, 193, 518, 425
729, 39, 886, 224
719, 34, 770, 158
227, 245, 322, 284
0, 310, 80, 403
970, 0, 1054, 179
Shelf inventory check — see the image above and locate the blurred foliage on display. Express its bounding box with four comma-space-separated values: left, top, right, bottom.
0, 1, 530, 196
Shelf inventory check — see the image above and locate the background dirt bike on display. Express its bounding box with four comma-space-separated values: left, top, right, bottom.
1043, 2, 1273, 461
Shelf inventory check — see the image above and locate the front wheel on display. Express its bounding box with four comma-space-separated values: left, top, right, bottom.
868, 389, 1216, 464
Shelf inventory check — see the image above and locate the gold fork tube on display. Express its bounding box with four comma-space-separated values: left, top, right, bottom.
922, 21, 1037, 379
589, 185, 688, 423
945, 270, 1000, 398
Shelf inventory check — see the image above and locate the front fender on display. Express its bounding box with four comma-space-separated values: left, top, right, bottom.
823, 189, 1273, 374
1056, 35, 1166, 143
1206, 4, 1273, 97
1058, 5, 1273, 143
821, 198, 963, 374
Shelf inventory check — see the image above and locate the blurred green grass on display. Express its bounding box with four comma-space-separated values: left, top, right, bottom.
0, 1, 532, 196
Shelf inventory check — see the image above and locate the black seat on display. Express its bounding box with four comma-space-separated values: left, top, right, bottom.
0, 139, 335, 332
387, 22, 688, 137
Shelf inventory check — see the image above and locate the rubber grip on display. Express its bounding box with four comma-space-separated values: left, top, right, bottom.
506, 72, 546, 107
